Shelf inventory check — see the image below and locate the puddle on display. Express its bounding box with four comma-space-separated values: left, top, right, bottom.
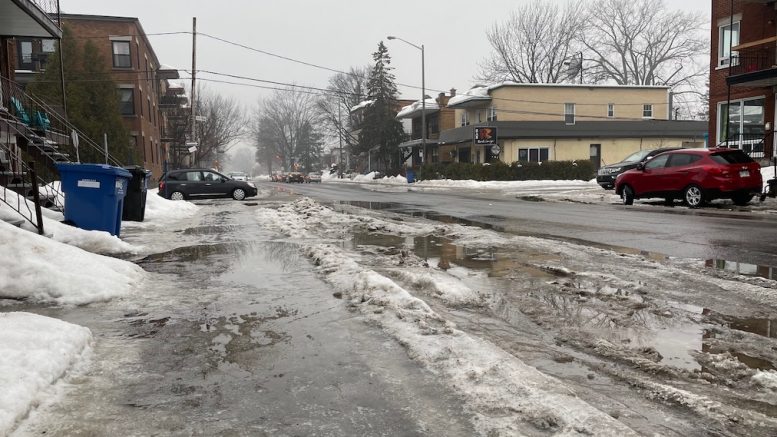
706, 259, 777, 281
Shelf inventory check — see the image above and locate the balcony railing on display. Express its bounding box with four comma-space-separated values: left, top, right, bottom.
729, 45, 777, 77
29, 0, 60, 18
718, 133, 767, 159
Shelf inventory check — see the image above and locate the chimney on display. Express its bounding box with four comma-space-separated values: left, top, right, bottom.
450, 88, 457, 97
438, 92, 445, 101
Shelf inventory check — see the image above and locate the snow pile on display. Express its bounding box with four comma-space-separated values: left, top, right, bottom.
0, 312, 92, 436
350, 99, 375, 112
0, 220, 144, 305
256, 198, 636, 435
752, 370, 777, 391
140, 189, 198, 224
0, 187, 138, 255
39, 181, 65, 209
307, 243, 636, 435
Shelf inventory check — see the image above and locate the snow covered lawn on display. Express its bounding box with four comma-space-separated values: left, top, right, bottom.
0, 312, 92, 436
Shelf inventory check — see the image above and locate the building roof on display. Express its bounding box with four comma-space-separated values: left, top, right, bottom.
447, 82, 671, 108
396, 98, 440, 119
438, 120, 708, 145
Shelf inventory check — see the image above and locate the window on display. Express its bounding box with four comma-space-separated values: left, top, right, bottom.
185, 171, 203, 182
460, 111, 469, 127
112, 41, 131, 68
148, 98, 152, 121
607, 103, 614, 118
667, 154, 701, 167
564, 103, 575, 125
488, 106, 497, 122
42, 40, 56, 53
139, 89, 143, 117
518, 148, 549, 163
118, 88, 134, 115
643, 104, 653, 119
17, 40, 33, 70
644, 154, 669, 170
718, 21, 740, 67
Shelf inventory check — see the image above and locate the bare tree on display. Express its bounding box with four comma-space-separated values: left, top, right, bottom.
478, 1, 586, 83
251, 87, 323, 172
581, 0, 707, 88
194, 88, 245, 168
316, 67, 368, 153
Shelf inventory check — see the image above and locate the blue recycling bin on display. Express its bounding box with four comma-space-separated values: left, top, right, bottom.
406, 169, 416, 184
56, 163, 132, 236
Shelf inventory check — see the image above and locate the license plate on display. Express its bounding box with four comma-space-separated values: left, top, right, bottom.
739, 170, 749, 177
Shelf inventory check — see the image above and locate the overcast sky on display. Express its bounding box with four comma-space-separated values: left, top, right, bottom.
60, 0, 711, 149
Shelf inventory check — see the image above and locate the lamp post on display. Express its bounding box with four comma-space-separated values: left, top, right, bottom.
387, 35, 425, 165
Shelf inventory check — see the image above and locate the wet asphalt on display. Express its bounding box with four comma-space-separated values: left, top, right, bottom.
276, 181, 777, 267
10, 197, 474, 437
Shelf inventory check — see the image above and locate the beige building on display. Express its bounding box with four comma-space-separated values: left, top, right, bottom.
442, 83, 706, 169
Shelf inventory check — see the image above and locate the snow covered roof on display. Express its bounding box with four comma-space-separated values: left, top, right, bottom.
448, 82, 672, 108
350, 100, 375, 113
396, 98, 440, 119
447, 85, 493, 108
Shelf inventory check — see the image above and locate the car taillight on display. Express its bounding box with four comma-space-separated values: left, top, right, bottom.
708, 166, 730, 177
159, 181, 165, 191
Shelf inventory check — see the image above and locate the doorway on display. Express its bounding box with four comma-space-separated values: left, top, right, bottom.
589, 144, 601, 170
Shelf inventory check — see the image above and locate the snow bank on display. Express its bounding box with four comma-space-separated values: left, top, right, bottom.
0, 312, 92, 436
0, 187, 137, 255
752, 370, 777, 391
0, 220, 144, 305
139, 189, 198, 224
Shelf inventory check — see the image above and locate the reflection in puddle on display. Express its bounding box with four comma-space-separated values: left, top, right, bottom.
706, 259, 777, 281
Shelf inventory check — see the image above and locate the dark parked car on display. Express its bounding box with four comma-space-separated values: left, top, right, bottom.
597, 147, 681, 189
286, 172, 305, 183
158, 168, 258, 201
615, 148, 763, 207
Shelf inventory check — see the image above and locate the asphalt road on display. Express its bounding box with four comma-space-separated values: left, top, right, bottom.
267, 181, 777, 267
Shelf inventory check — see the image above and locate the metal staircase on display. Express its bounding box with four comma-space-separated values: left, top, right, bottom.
0, 75, 125, 232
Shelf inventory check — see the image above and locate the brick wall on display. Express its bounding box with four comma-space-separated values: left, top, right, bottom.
709, 0, 777, 153
63, 17, 164, 178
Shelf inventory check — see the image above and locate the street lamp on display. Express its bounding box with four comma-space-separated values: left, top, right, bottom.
387, 35, 426, 165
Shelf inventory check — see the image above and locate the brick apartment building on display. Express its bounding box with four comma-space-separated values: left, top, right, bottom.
396, 90, 457, 166
54, 14, 169, 178
710, 0, 777, 161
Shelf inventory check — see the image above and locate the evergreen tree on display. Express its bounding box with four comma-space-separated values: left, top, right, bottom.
358, 42, 407, 172
28, 26, 135, 164
297, 121, 323, 172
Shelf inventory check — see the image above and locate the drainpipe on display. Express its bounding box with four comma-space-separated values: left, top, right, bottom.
57, 0, 67, 121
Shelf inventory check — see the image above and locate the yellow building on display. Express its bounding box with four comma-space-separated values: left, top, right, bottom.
442, 84, 707, 168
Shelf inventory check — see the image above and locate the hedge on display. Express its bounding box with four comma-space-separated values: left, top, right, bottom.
416, 160, 595, 181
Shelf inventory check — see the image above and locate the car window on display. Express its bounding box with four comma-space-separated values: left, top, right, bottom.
185, 171, 203, 182
644, 154, 669, 169
621, 150, 652, 163
203, 172, 221, 182
710, 150, 755, 164
667, 153, 701, 167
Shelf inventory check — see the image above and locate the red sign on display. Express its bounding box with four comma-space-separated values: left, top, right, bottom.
474, 127, 498, 145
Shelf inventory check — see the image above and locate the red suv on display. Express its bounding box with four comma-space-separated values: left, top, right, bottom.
615, 148, 763, 207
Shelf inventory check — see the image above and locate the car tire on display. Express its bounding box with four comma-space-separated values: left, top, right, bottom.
683, 185, 705, 208
621, 185, 634, 205
232, 188, 246, 201
732, 193, 754, 206
169, 191, 185, 201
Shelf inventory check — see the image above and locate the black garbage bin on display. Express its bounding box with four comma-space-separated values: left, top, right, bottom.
122, 166, 152, 222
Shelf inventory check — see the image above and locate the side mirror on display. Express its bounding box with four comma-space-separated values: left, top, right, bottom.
636, 163, 645, 171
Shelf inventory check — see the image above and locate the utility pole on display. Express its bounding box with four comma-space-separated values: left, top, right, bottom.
338, 103, 344, 178
190, 17, 197, 166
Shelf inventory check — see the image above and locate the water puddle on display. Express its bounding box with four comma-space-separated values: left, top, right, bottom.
706, 258, 777, 281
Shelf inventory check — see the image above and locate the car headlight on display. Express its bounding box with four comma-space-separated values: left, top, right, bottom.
247, 182, 256, 188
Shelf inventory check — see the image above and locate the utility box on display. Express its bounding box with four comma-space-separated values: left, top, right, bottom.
56, 163, 131, 236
